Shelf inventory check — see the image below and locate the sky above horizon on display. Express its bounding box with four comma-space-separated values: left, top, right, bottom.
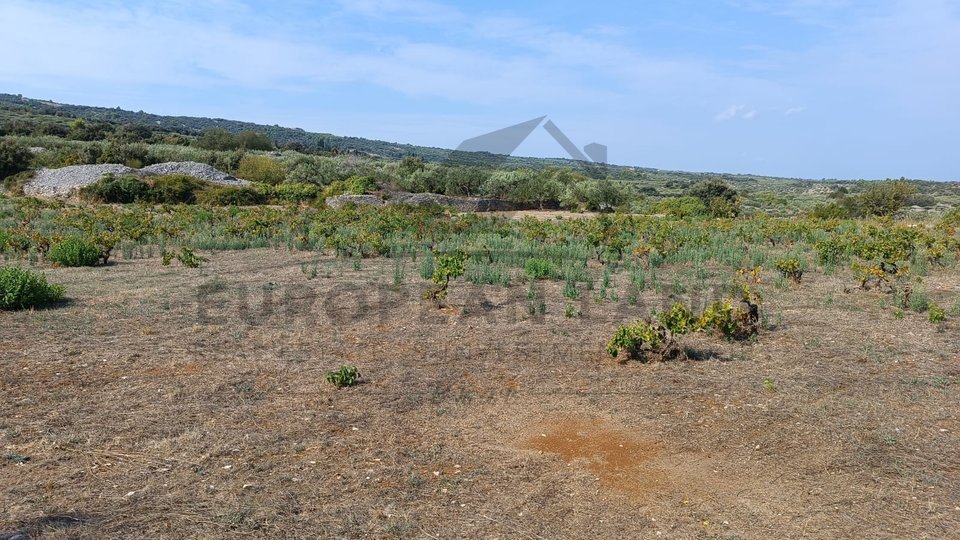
2, 0, 959, 180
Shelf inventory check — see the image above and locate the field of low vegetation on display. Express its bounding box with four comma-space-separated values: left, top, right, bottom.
1, 98, 959, 538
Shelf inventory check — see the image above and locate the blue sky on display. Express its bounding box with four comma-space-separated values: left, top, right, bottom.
2, 0, 959, 180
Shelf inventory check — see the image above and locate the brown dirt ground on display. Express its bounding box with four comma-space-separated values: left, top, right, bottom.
1, 248, 959, 539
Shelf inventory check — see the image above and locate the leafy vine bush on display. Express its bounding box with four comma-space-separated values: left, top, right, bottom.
48, 236, 102, 267
0, 266, 65, 310
698, 298, 760, 340
774, 257, 803, 284
162, 247, 207, 268
609, 287, 762, 362
425, 250, 467, 302
607, 303, 697, 362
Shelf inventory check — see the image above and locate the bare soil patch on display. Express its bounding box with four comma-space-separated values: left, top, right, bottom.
1, 249, 959, 538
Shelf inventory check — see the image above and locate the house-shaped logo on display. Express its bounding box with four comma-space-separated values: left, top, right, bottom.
446, 116, 607, 168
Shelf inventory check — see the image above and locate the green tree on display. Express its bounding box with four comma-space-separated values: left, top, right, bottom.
687, 178, 741, 217
855, 180, 915, 217
194, 128, 240, 151
236, 131, 274, 151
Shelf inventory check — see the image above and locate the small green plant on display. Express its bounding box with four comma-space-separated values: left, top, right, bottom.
325, 365, 361, 388
565, 303, 576, 318
393, 260, 406, 285
48, 236, 102, 267
563, 279, 579, 300
929, 304, 946, 324
909, 289, 930, 313
762, 378, 777, 393
893, 309, 905, 320
524, 258, 556, 280
0, 266, 65, 310
162, 247, 208, 268
424, 250, 467, 302
774, 257, 803, 284
301, 262, 318, 280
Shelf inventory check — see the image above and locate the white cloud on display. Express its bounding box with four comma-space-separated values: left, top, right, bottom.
714, 105, 745, 121
784, 107, 806, 115
742, 109, 758, 120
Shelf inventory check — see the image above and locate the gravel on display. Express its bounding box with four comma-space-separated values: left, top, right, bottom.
24, 164, 138, 199
24, 162, 247, 199
141, 162, 246, 185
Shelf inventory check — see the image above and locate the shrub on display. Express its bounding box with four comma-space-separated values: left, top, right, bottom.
524, 258, 557, 280
425, 250, 467, 302
196, 186, 267, 206
235, 131, 274, 151
48, 236, 102, 267
687, 179, 741, 217
325, 365, 361, 388
235, 155, 287, 185
194, 128, 240, 151
162, 247, 207, 268
650, 196, 707, 218
0, 139, 33, 180
774, 258, 803, 284
814, 234, 851, 266
608, 302, 696, 362
261, 182, 321, 203
856, 180, 915, 217
149, 174, 208, 204
929, 304, 946, 324
657, 302, 698, 335
0, 266, 65, 310
80, 173, 152, 203
699, 298, 760, 340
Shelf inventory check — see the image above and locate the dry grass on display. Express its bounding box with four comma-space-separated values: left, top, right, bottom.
2, 249, 959, 539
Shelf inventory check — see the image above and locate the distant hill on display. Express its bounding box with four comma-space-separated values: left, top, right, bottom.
2, 93, 958, 201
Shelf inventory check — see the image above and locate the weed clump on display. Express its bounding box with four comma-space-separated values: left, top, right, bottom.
48, 236, 102, 267
0, 266, 65, 310
326, 365, 361, 388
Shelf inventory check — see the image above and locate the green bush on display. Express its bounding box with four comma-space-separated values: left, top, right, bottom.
162, 247, 207, 268
929, 304, 946, 324
608, 302, 695, 362
235, 155, 287, 185
261, 182, 321, 203
650, 196, 707, 218
0, 266, 65, 310
0, 139, 33, 180
48, 236, 102, 267
196, 186, 267, 206
687, 179, 741, 217
425, 250, 467, 302
80, 173, 152, 203
80, 173, 210, 204
699, 299, 760, 340
150, 174, 208, 204
774, 258, 803, 284
524, 258, 557, 280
